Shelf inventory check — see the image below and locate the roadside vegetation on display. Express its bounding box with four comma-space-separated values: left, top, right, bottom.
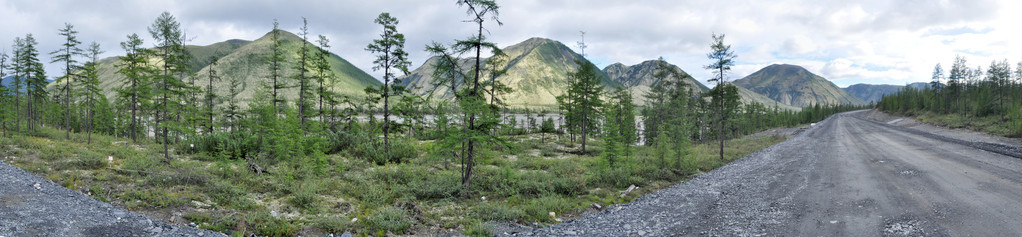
0, 0, 866, 236
879, 55, 1022, 138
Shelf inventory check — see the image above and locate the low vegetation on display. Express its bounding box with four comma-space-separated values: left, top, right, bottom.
2, 125, 785, 236
879, 55, 1022, 137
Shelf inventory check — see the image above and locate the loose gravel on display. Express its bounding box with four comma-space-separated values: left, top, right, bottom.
0, 160, 224, 237
513, 109, 1022, 236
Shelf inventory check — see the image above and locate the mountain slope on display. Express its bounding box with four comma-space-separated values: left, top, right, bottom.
603, 60, 709, 103
734, 84, 800, 111
399, 37, 618, 107
48, 30, 380, 107
842, 83, 903, 103
733, 64, 867, 107
190, 30, 379, 107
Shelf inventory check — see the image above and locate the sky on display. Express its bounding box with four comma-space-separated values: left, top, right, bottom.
2, 0, 1020, 87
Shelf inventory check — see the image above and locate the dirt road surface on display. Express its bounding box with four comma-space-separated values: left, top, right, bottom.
518, 110, 1022, 236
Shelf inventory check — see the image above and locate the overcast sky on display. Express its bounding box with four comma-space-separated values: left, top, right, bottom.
2, 0, 1019, 87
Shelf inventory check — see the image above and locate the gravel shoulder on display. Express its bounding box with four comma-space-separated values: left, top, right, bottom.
516, 109, 1022, 236
0, 160, 224, 237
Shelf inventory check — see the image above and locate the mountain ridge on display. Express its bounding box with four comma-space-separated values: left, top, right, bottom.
734, 64, 867, 107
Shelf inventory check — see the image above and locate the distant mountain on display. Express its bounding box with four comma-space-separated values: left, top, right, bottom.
907, 82, 931, 89
733, 84, 801, 111
603, 60, 709, 103
843, 84, 904, 103
733, 64, 867, 107
1, 76, 12, 88
399, 37, 619, 107
48, 30, 380, 107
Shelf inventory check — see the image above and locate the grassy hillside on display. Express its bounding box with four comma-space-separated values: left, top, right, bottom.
733, 64, 867, 107
603, 60, 709, 103
47, 30, 380, 108
190, 30, 380, 107
399, 37, 618, 108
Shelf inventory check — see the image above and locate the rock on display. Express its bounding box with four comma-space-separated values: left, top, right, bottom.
620, 185, 637, 198
351, 217, 358, 223
270, 210, 279, 218
549, 212, 556, 219
341, 232, 354, 237
591, 203, 602, 210
564, 230, 577, 235
33, 183, 41, 190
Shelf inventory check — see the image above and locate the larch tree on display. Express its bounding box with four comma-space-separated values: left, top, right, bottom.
564, 59, 604, 154
314, 35, 337, 126
266, 19, 287, 116
294, 18, 314, 130
704, 33, 737, 161
11, 38, 25, 133
365, 12, 411, 160
80, 42, 103, 144
149, 11, 191, 160
51, 23, 84, 139
116, 33, 152, 143
0, 51, 8, 135
454, 0, 502, 190
206, 55, 220, 134
21, 34, 46, 132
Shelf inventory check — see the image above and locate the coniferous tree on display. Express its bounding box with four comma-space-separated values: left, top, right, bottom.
314, 35, 336, 126
365, 12, 411, 160
80, 42, 103, 144
563, 59, 604, 154
116, 34, 152, 142
21, 34, 46, 132
149, 11, 191, 160
0, 51, 8, 136
704, 33, 737, 161
602, 87, 635, 165
205, 55, 220, 134
266, 19, 287, 116
10, 38, 24, 132
51, 23, 83, 139
424, 0, 504, 190
294, 18, 314, 130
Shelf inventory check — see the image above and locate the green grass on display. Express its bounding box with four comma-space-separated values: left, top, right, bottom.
0, 126, 784, 236
909, 110, 1021, 138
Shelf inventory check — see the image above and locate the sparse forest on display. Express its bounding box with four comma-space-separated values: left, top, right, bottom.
0, 1, 866, 236
879, 55, 1022, 137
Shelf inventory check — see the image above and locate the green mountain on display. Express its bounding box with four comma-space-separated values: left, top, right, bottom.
733, 64, 867, 107
190, 30, 379, 107
399, 37, 619, 107
602, 60, 709, 102
733, 84, 801, 111
842, 83, 903, 104
50, 30, 380, 107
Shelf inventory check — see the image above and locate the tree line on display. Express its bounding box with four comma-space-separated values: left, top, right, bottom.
0, 0, 863, 193
878, 55, 1022, 136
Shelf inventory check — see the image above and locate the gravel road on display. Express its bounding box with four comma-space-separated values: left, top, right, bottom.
517, 110, 1022, 236
0, 160, 224, 236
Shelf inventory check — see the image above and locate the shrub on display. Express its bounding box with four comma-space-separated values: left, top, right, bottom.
350, 133, 418, 165
246, 211, 300, 237
289, 190, 321, 212
362, 206, 412, 235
